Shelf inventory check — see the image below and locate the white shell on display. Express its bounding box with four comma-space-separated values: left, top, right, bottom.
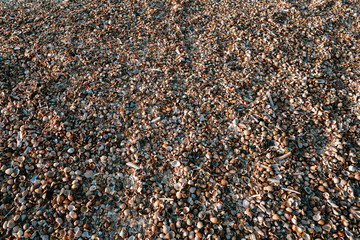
171, 160, 181, 168
313, 214, 321, 221
174, 183, 182, 191
68, 205, 76, 211
126, 162, 141, 170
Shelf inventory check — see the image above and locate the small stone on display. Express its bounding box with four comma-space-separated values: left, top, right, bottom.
197, 221, 203, 229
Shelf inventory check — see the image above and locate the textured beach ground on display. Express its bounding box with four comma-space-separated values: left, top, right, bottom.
0, 0, 359, 239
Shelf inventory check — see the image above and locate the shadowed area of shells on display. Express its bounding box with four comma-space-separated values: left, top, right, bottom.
0, 0, 359, 239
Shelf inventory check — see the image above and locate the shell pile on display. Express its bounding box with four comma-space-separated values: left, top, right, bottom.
0, 0, 359, 239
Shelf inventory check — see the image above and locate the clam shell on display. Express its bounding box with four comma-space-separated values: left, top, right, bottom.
80, 206, 89, 213
312, 214, 321, 221
171, 160, 181, 167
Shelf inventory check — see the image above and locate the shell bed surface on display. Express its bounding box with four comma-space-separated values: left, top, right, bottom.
0, 0, 359, 239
